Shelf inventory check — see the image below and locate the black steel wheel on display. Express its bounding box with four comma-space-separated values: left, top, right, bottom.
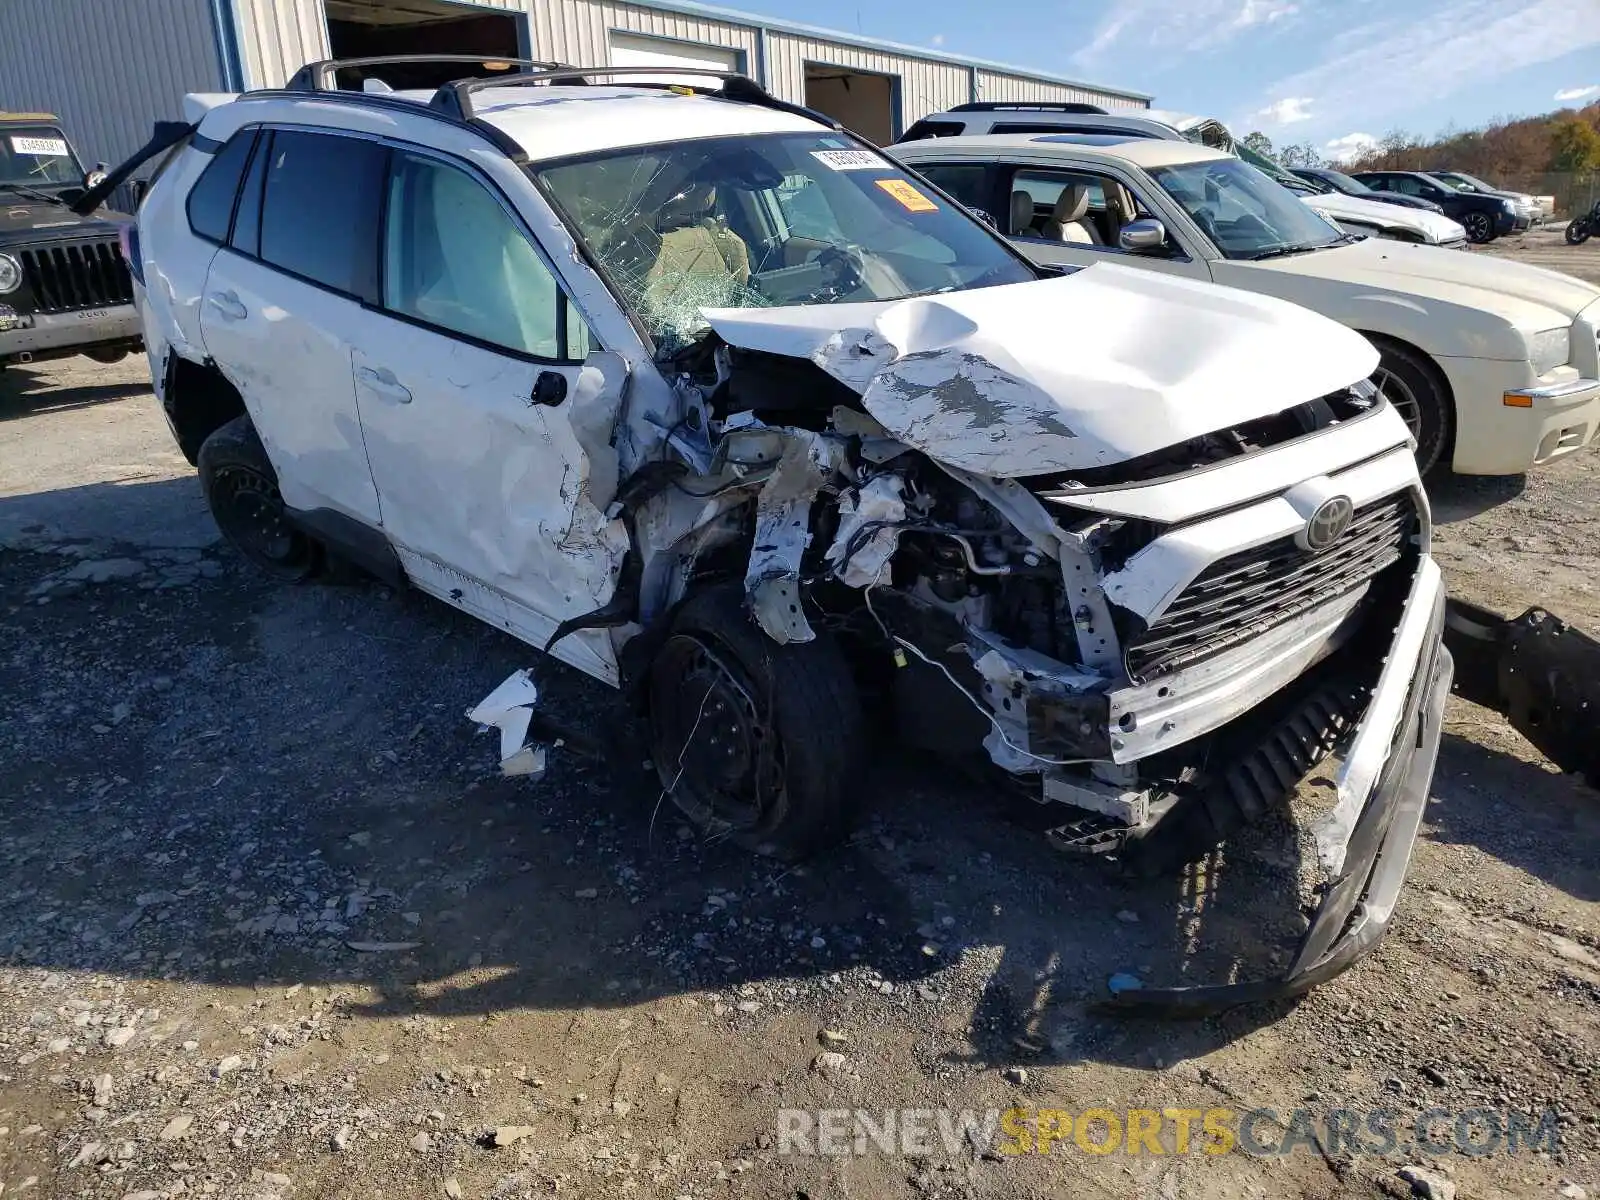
1567, 219, 1592, 245
1461, 211, 1495, 243
647, 585, 864, 860
198, 417, 318, 580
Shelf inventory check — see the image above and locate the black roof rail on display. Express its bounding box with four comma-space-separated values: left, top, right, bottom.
949, 101, 1108, 114
286, 55, 569, 92
431, 65, 842, 130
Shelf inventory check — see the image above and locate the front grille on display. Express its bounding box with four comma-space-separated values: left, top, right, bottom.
1124, 491, 1417, 681
19, 240, 133, 313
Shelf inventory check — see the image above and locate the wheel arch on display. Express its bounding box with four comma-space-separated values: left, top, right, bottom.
164, 351, 247, 466
1355, 329, 1458, 470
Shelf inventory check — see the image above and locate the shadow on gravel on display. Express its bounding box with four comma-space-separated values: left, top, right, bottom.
1424, 730, 1600, 902
0, 533, 1561, 1082
1426, 471, 1528, 525
0, 475, 216, 551
0, 364, 150, 418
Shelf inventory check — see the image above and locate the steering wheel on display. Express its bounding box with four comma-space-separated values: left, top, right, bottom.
816, 244, 867, 301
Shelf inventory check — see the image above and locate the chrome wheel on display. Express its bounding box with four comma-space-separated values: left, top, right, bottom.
1372, 365, 1422, 440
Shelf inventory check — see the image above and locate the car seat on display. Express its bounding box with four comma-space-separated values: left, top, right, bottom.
1041, 184, 1100, 244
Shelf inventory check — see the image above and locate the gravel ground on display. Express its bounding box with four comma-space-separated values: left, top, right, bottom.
1, 233, 1597, 1200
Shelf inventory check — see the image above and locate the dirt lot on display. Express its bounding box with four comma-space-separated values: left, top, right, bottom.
1, 231, 1597, 1200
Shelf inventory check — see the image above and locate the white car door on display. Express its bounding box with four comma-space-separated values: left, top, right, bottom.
349, 147, 629, 683
197, 126, 385, 525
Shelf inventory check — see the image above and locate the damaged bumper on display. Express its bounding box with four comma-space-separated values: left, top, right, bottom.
1107, 558, 1452, 1014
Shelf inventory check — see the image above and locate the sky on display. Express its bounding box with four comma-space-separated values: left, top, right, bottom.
722, 0, 1600, 161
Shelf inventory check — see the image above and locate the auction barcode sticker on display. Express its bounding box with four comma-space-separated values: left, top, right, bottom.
11, 136, 70, 156
811, 149, 886, 171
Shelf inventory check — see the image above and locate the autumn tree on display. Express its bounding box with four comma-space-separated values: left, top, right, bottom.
1240, 131, 1274, 156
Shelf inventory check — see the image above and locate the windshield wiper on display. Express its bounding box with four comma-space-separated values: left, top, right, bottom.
1247, 240, 1337, 261
0, 180, 67, 207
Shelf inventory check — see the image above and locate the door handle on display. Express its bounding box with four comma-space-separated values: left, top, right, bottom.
206, 290, 247, 321
356, 365, 412, 404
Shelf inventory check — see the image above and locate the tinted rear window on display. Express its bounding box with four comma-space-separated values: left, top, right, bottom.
186, 129, 256, 244
899, 120, 964, 141
258, 129, 386, 299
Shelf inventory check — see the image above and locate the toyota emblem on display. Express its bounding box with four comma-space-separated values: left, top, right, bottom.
1301, 495, 1354, 551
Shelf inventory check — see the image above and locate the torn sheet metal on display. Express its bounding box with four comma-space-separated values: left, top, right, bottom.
744, 431, 844, 644
825, 474, 907, 588
704, 266, 1377, 477
829, 405, 909, 463
466, 669, 548, 778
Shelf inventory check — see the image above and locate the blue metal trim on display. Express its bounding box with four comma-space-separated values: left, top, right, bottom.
208, 0, 245, 91
597, 0, 1151, 102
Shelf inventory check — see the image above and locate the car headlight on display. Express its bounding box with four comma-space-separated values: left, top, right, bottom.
1500, 198, 1518, 215
0, 252, 21, 295
1527, 328, 1571, 375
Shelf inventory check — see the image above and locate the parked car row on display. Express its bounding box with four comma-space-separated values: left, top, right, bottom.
25, 63, 1600, 1009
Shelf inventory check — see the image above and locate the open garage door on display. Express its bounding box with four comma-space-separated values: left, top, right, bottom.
606, 32, 741, 88
326, 0, 525, 89
804, 65, 897, 145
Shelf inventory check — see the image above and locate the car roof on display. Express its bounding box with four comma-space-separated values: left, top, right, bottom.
0, 112, 60, 123
894, 133, 1233, 169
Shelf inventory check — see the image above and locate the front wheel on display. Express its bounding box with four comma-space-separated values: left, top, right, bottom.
1371, 341, 1454, 476
647, 586, 865, 860
198, 416, 319, 580
1567, 219, 1593, 246
1461, 211, 1495, 243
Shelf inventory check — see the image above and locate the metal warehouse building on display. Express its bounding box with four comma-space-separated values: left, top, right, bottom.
0, 0, 1147, 169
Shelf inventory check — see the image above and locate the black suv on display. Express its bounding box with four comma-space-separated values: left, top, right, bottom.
1350, 170, 1516, 243
1, 113, 140, 370
1290, 167, 1445, 213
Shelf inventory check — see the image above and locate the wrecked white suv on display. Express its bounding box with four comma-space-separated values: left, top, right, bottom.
106, 59, 1451, 1008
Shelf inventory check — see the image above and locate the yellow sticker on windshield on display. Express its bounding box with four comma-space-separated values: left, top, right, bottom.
875, 178, 938, 213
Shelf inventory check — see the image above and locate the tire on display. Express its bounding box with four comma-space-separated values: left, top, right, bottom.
1567, 219, 1592, 246
1369, 339, 1454, 476
647, 585, 865, 860
1461, 211, 1495, 244
197, 416, 319, 580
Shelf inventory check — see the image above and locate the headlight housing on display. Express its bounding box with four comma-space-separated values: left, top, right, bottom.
1527, 327, 1571, 375
1500, 198, 1518, 215
0, 252, 21, 296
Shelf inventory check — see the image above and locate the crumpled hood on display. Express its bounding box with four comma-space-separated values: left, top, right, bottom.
1301, 192, 1465, 243
1236, 236, 1600, 331
704, 263, 1378, 477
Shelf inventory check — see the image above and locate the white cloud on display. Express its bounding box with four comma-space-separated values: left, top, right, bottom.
1233, 0, 1298, 28
1555, 84, 1599, 102
1073, 0, 1299, 64
1251, 96, 1314, 126
1249, 0, 1600, 137
929, 33, 945, 46
1324, 132, 1379, 163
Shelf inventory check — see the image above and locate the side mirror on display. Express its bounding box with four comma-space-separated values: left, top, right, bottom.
967, 205, 997, 228
129, 178, 150, 207
84, 163, 109, 191
1118, 218, 1168, 253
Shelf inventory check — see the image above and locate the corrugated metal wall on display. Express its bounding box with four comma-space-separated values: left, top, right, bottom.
0, 0, 224, 168
234, 0, 331, 90
975, 69, 1140, 109
223, 0, 1147, 117
765, 34, 969, 126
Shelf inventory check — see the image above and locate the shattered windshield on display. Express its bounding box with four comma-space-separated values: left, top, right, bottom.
0, 126, 82, 189
1150, 158, 1348, 260
534, 132, 1033, 355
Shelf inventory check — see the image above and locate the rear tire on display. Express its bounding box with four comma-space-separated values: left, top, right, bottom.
1370, 339, 1454, 476
1462, 211, 1495, 243
1567, 219, 1592, 246
198, 416, 319, 581
647, 585, 865, 860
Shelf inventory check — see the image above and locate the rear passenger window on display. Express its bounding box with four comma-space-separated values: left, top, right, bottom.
900, 120, 965, 141
915, 164, 990, 211
186, 129, 257, 244
229, 130, 268, 256
381, 151, 565, 359
259, 129, 386, 300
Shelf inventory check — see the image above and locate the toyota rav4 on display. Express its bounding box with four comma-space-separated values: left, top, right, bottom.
101, 58, 1451, 1008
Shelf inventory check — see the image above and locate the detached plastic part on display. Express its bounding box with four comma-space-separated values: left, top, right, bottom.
467, 669, 548, 778
1444, 598, 1600, 783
